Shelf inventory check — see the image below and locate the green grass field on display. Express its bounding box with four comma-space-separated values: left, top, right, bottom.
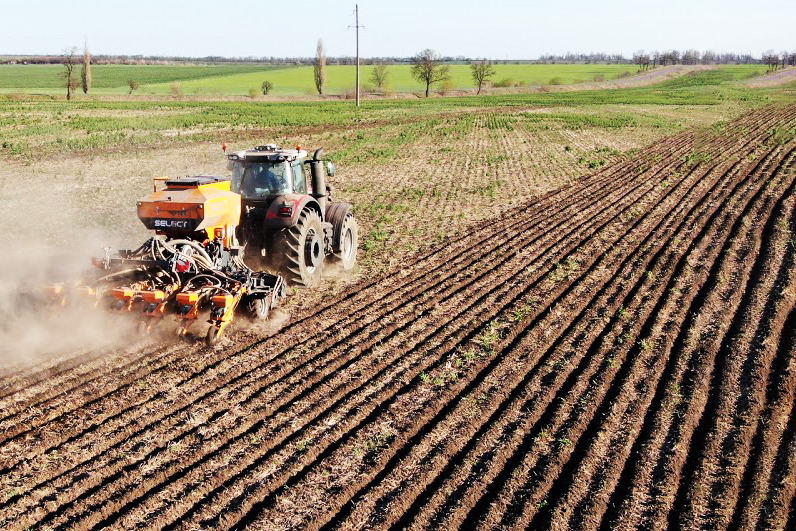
140, 64, 643, 96
1, 63, 771, 97
0, 64, 282, 92
1, 69, 790, 161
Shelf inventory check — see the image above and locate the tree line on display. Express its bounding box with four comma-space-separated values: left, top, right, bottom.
6, 49, 795, 67
630, 49, 796, 70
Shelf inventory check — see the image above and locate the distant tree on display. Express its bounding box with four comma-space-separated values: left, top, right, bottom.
681, 49, 700, 65
314, 38, 326, 95
633, 50, 650, 71
652, 50, 660, 68
470, 60, 496, 94
80, 41, 91, 95
127, 79, 139, 94
61, 47, 78, 100
763, 50, 779, 71
261, 80, 273, 95
370, 63, 389, 90
411, 49, 450, 97
701, 50, 717, 65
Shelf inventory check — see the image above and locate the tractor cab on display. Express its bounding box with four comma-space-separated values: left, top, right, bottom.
225, 143, 354, 288
228, 145, 310, 198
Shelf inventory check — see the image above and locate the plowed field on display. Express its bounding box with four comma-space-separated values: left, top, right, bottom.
3, 103, 796, 530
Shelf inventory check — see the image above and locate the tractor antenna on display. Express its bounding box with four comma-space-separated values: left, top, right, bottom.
349, 4, 364, 107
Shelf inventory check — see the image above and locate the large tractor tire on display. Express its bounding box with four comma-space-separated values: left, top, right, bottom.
326, 203, 358, 271
276, 209, 324, 287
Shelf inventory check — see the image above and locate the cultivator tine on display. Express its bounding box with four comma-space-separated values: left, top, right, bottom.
43, 284, 68, 307
109, 288, 137, 312
206, 289, 243, 344
138, 288, 172, 333
176, 291, 202, 337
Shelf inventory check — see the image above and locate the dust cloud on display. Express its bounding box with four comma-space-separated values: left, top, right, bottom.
241, 308, 291, 338
0, 237, 147, 371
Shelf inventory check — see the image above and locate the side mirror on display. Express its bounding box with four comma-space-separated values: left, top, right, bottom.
326, 162, 335, 177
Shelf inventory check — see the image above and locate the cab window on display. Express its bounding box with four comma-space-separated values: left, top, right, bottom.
293, 162, 307, 194
237, 161, 293, 197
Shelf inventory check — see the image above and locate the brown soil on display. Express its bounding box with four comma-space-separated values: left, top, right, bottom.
2, 104, 796, 531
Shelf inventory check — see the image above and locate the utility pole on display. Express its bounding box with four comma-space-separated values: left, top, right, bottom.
350, 4, 363, 107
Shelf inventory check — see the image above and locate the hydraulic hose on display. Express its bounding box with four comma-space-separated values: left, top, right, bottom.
162, 239, 214, 269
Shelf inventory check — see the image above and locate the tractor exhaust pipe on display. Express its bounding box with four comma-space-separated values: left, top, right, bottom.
309, 148, 327, 212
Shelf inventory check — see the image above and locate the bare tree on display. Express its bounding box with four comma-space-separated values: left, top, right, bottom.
411, 49, 450, 97
681, 49, 700, 65
314, 38, 326, 95
470, 60, 496, 94
369, 63, 389, 90
762, 50, 779, 71
633, 50, 651, 71
127, 79, 139, 94
81, 40, 91, 95
660, 50, 680, 66
62, 47, 78, 100
701, 50, 717, 64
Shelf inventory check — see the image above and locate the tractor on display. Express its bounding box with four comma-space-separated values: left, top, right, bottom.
226, 145, 358, 287
33, 144, 355, 345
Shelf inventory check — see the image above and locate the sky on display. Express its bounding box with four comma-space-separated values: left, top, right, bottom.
0, 0, 793, 59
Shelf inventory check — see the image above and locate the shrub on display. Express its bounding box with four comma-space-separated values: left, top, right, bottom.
171, 82, 182, 97
592, 74, 606, 82
549, 77, 565, 85
438, 79, 455, 95
248, 88, 258, 99
494, 77, 515, 88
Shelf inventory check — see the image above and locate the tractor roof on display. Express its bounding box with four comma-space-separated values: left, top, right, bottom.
227, 144, 308, 163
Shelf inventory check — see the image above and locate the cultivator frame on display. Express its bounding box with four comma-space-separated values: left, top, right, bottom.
37, 173, 288, 345
45, 235, 284, 344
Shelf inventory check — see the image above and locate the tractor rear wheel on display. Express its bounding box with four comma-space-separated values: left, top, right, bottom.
276, 209, 324, 287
